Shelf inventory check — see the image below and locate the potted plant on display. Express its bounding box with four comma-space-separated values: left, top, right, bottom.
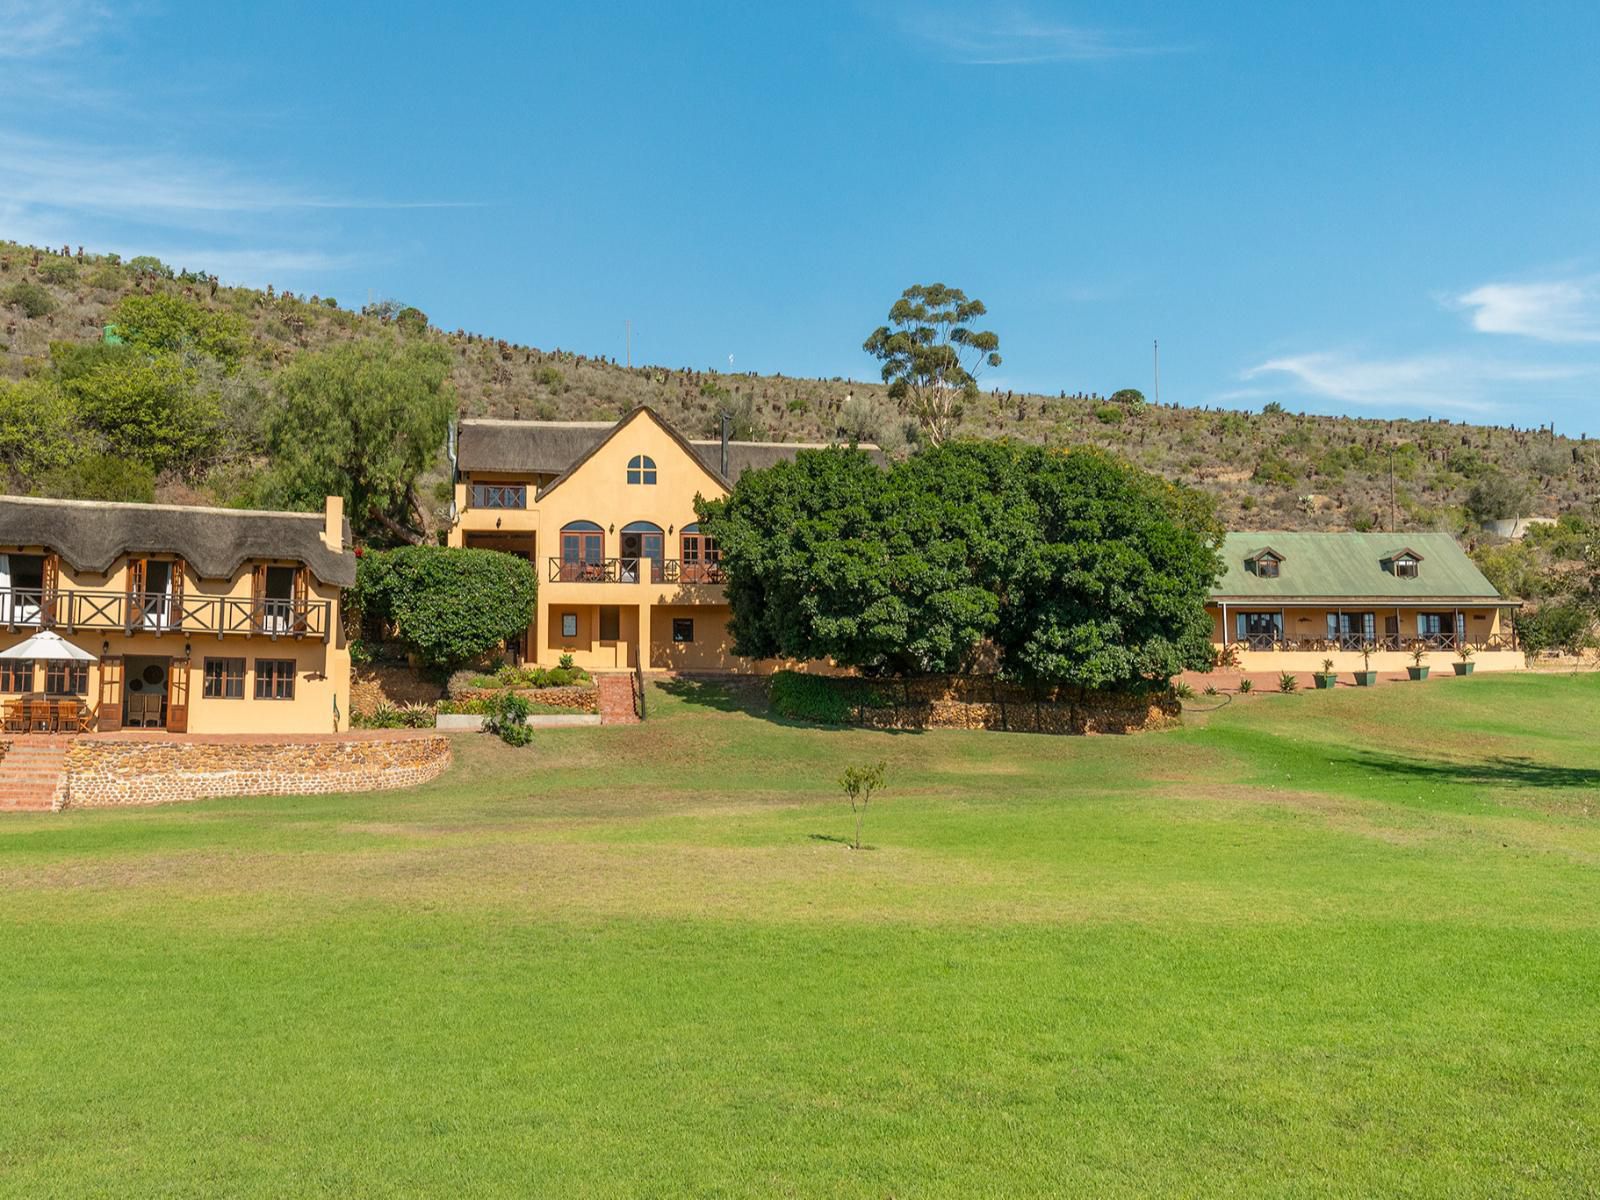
1314, 657, 1338, 689
1454, 643, 1475, 676
1407, 644, 1430, 681
1352, 643, 1378, 687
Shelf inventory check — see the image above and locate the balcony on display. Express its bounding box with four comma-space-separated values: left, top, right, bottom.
547, 558, 725, 585
0, 588, 332, 640
1233, 632, 1517, 653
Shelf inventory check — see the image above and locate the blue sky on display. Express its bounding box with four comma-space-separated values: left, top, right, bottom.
4, 1, 1599, 433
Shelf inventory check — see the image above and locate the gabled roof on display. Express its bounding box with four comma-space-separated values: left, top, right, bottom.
1245, 545, 1285, 561
455, 409, 884, 485
534, 407, 731, 501
1210, 531, 1505, 603
1381, 546, 1426, 562
0, 496, 356, 587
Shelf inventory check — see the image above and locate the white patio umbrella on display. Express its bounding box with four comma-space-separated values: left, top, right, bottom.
0, 630, 96, 661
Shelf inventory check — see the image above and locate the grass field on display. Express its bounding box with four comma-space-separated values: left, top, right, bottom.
2, 673, 1598, 1197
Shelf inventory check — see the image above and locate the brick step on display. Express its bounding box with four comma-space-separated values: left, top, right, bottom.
0, 738, 70, 813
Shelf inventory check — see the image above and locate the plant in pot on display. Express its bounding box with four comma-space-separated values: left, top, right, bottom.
1314, 657, 1338, 689
1454, 643, 1475, 676
1407, 643, 1430, 681
1352, 642, 1379, 687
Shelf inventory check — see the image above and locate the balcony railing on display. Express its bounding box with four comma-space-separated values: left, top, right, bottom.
0, 588, 330, 640
547, 558, 725, 585
1231, 633, 1517, 653
469, 483, 528, 510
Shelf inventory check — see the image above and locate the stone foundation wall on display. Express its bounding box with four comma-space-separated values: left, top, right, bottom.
350, 665, 446, 717
60, 732, 451, 808
841, 677, 1180, 735
452, 685, 599, 713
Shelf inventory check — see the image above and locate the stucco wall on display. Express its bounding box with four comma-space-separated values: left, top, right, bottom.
59, 732, 450, 808
1209, 604, 1510, 645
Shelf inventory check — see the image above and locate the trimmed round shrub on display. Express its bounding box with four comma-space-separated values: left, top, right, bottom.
356, 545, 536, 669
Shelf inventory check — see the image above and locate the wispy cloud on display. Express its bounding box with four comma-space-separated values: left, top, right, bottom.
1240, 351, 1592, 417
1452, 275, 1600, 344
903, 4, 1190, 65
0, 0, 109, 59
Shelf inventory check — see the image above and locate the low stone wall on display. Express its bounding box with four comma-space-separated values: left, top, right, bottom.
350, 665, 446, 716
60, 731, 451, 809
826, 676, 1180, 735
451, 685, 599, 713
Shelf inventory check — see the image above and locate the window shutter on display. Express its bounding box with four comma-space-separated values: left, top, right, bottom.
41, 552, 59, 626
292, 567, 310, 634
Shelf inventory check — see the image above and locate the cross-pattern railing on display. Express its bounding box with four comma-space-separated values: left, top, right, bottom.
0, 588, 330, 640
469, 483, 528, 510
547, 558, 724, 585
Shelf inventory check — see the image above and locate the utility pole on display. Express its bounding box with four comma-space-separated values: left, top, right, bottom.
626, 320, 632, 369
1153, 339, 1161, 406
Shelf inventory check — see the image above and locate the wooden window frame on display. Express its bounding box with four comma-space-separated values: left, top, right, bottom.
672, 618, 695, 644
203, 657, 246, 700
560, 612, 578, 639
0, 659, 32, 692
254, 658, 297, 701
45, 661, 88, 696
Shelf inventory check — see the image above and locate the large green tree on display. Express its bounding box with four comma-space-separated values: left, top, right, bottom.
354, 545, 536, 669
260, 339, 453, 542
862, 283, 1000, 446
701, 440, 1221, 688
998, 448, 1222, 689
61, 353, 221, 475
110, 292, 251, 368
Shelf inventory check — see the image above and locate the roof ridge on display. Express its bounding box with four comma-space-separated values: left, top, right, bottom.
0, 495, 323, 521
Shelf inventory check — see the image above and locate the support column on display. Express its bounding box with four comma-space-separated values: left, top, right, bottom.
533, 593, 551, 668
637, 599, 652, 671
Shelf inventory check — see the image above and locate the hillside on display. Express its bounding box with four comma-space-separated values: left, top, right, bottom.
2, 238, 1596, 540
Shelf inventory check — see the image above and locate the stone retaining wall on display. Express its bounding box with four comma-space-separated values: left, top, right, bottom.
822, 676, 1181, 735
60, 732, 451, 809
451, 685, 599, 713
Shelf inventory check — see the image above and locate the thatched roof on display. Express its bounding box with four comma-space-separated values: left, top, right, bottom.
455, 419, 613, 475
0, 496, 356, 587
456, 412, 881, 482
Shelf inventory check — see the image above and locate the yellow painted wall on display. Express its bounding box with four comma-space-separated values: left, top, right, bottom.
0, 547, 351, 733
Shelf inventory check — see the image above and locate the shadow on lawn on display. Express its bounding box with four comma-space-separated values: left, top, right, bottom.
654, 677, 923, 734
1340, 749, 1600, 791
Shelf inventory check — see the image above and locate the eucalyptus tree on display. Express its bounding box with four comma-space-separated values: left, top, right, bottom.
863, 283, 1001, 445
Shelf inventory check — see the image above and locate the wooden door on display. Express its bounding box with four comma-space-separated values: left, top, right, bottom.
41, 553, 60, 626
292, 567, 309, 634
250, 565, 266, 633
126, 558, 146, 629
166, 657, 191, 734
97, 655, 124, 732
170, 563, 185, 630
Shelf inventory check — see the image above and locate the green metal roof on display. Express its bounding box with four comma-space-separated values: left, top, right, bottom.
1211, 532, 1506, 601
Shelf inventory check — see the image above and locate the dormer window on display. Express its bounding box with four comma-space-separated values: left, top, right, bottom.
1383, 547, 1424, 579
627, 455, 657, 485
1246, 547, 1284, 578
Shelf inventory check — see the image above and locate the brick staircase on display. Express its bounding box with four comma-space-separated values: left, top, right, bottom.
595, 673, 640, 725
0, 736, 74, 812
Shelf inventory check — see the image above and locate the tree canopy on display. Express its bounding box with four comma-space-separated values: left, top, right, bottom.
862, 283, 1000, 446
699, 440, 1221, 689
259, 339, 454, 543
354, 545, 536, 669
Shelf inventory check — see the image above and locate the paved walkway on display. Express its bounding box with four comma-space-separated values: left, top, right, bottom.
1179, 666, 1471, 693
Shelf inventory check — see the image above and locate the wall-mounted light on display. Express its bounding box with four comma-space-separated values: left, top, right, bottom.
608, 523, 615, 534
668, 524, 674, 535
184, 641, 192, 658
101, 640, 109, 656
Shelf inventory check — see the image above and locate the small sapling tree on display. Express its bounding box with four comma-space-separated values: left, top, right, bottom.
840, 760, 888, 851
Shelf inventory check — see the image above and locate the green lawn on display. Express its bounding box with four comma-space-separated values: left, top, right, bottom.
3, 673, 1598, 1197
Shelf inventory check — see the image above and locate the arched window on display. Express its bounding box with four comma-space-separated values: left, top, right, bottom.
559, 521, 604, 581
627, 455, 657, 485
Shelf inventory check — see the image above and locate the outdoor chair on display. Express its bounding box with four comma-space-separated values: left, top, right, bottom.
53, 700, 86, 734
23, 696, 54, 733
1, 699, 24, 734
